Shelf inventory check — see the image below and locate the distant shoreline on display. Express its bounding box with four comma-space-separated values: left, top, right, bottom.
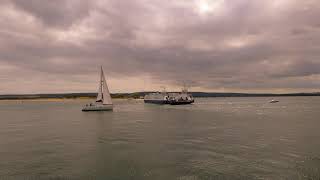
0, 92, 319, 100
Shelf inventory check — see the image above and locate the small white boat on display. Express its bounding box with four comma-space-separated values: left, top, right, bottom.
269, 99, 279, 103
82, 67, 113, 111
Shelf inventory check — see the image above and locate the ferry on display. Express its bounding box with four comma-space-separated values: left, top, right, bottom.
144, 92, 169, 104
168, 92, 194, 105
144, 87, 194, 105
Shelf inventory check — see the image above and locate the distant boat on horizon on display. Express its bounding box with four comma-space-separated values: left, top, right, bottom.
269, 99, 279, 103
82, 67, 113, 111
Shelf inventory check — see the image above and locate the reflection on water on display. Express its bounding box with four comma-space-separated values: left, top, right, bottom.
0, 97, 320, 179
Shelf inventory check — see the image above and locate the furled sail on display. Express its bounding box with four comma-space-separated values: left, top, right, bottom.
101, 67, 113, 105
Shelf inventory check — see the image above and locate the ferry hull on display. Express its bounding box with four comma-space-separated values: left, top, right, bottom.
82, 104, 113, 111
169, 100, 194, 105
144, 99, 169, 104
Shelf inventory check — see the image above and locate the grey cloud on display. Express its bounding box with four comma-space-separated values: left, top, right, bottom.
270, 60, 320, 78
0, 0, 320, 93
10, 0, 92, 28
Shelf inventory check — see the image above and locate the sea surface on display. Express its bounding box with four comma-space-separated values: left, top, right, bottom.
0, 97, 320, 180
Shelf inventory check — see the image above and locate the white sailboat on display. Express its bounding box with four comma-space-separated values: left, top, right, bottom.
82, 67, 113, 111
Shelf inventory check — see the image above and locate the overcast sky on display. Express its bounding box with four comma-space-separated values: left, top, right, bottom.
0, 0, 319, 94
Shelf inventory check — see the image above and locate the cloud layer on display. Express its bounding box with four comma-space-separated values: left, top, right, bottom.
0, 0, 320, 93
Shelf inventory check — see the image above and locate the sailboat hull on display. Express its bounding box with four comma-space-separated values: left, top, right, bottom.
82, 104, 113, 111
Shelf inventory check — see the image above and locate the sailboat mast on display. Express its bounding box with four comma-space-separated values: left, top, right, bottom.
100, 66, 104, 100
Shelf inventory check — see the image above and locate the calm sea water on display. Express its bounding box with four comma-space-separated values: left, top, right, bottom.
0, 97, 320, 180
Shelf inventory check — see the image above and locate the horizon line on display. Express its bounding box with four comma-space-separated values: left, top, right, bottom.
1, 91, 320, 96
